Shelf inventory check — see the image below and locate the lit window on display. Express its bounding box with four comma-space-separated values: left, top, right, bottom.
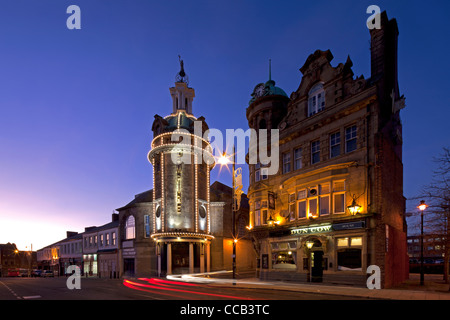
308, 83, 325, 116
351, 237, 362, 246
311, 141, 320, 164
345, 125, 357, 153
262, 209, 268, 225
337, 238, 349, 247
255, 210, 261, 226
330, 132, 341, 158
125, 216, 136, 240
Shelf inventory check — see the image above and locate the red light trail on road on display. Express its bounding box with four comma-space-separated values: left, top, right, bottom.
123, 278, 255, 300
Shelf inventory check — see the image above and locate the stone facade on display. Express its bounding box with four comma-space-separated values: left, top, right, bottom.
246, 11, 407, 288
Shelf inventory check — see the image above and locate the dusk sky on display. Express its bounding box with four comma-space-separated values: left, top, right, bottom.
0, 1, 449, 251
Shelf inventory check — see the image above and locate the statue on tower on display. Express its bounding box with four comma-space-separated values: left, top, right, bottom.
176, 55, 189, 86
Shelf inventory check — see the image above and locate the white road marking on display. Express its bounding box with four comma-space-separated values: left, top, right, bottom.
22, 295, 42, 299
0, 281, 22, 299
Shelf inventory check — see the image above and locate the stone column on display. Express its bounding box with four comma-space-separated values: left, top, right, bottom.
189, 242, 194, 274
206, 242, 211, 273
200, 243, 205, 273
157, 243, 161, 277
167, 243, 172, 275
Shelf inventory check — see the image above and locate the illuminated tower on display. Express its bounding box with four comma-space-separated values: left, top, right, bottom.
148, 57, 215, 275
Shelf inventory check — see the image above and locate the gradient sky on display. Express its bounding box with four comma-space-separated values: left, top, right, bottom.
0, 1, 449, 250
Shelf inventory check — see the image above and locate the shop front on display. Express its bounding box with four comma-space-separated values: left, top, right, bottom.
82, 254, 98, 276
258, 220, 368, 286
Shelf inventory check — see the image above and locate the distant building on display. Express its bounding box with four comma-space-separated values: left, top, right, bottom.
36, 214, 119, 277
407, 234, 446, 263
245, 11, 408, 288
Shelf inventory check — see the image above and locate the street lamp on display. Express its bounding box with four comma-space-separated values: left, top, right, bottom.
418, 200, 428, 286
217, 148, 237, 283
347, 196, 362, 216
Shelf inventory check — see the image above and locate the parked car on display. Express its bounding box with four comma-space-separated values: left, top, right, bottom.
41, 270, 54, 277
7, 269, 19, 277
32, 269, 42, 277
19, 268, 29, 277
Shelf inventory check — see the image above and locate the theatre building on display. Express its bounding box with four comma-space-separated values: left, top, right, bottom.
116, 60, 255, 277
246, 12, 408, 288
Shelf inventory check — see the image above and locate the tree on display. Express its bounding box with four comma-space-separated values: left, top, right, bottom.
415, 147, 450, 283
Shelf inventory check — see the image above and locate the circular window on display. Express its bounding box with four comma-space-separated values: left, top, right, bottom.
199, 206, 206, 219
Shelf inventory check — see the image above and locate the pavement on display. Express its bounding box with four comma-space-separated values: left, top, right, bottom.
199, 272, 450, 300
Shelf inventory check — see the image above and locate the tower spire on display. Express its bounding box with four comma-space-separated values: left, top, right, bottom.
269, 59, 272, 81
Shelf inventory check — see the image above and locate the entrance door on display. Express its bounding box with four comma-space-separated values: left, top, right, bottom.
123, 258, 135, 277
311, 251, 323, 282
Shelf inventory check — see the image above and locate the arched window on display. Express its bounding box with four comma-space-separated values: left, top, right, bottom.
259, 118, 267, 130
308, 83, 325, 116
125, 215, 135, 240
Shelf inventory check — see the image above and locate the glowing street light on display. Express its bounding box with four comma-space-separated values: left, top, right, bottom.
217, 148, 237, 283
418, 200, 428, 286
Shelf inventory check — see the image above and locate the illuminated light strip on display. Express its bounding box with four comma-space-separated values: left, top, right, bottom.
123, 280, 189, 300
195, 141, 198, 233
152, 158, 156, 233
161, 153, 165, 232
151, 232, 214, 240
123, 279, 254, 300
151, 131, 211, 150
164, 112, 198, 121
207, 164, 210, 234
148, 145, 214, 164
138, 277, 200, 287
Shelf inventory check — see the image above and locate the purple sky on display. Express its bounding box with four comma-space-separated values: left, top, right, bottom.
0, 1, 449, 250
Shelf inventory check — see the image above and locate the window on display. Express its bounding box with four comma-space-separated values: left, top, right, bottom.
309, 198, 318, 217
261, 167, 268, 180
282, 152, 291, 173
337, 236, 363, 271
289, 193, 296, 221
106, 233, 110, 246
144, 215, 150, 238
294, 148, 302, 170
255, 210, 261, 226
255, 163, 268, 181
330, 132, 341, 158
271, 241, 297, 270
308, 83, 325, 116
311, 141, 320, 164
255, 164, 260, 182
333, 180, 345, 214
262, 209, 268, 225
345, 125, 357, 153
319, 184, 330, 216
112, 232, 116, 246
297, 200, 307, 219
100, 234, 104, 247
125, 215, 136, 240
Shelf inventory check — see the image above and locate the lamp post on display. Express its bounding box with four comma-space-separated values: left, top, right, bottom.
217, 146, 237, 283
418, 200, 428, 286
